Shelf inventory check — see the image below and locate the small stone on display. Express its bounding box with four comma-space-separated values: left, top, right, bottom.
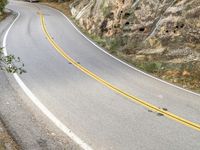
135, 55, 146, 61
51, 132, 56, 136
173, 79, 178, 83
182, 71, 190, 77
0, 127, 4, 132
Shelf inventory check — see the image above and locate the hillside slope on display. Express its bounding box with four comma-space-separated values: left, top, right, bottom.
41, 0, 200, 92
69, 0, 200, 92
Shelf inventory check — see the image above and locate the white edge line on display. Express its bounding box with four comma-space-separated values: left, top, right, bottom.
43, 4, 200, 97
2, 11, 93, 150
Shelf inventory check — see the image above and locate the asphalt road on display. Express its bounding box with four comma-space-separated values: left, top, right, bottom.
5, 1, 200, 149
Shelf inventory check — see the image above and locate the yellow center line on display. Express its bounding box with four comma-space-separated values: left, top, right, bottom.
39, 13, 200, 132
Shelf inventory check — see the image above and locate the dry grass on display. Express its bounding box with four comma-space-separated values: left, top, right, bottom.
40, 0, 72, 17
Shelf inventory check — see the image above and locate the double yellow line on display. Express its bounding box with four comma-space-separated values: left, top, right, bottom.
39, 13, 200, 132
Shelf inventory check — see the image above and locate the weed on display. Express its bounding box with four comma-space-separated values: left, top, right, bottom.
137, 61, 163, 73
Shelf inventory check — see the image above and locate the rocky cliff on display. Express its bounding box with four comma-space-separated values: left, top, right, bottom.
68, 0, 200, 92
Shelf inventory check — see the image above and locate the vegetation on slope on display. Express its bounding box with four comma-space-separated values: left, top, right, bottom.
0, 0, 7, 20
0, 0, 7, 13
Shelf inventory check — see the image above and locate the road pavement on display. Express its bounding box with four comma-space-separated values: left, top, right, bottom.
4, 1, 200, 149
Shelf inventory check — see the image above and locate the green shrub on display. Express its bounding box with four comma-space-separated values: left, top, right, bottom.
108, 38, 119, 50
0, 48, 26, 74
0, 0, 7, 13
139, 62, 163, 73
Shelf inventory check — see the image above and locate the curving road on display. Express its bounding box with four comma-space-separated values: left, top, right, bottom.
4, 1, 200, 149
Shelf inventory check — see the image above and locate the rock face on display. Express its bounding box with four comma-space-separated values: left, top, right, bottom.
71, 0, 200, 60
70, 0, 200, 91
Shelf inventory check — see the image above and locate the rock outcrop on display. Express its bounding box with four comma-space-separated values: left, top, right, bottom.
69, 0, 200, 91
71, 0, 200, 60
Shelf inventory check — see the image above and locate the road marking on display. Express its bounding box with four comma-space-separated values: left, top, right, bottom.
46, 5, 200, 97
3, 12, 93, 150
39, 13, 200, 132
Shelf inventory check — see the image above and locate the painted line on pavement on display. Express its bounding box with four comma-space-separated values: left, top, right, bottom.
40, 13, 200, 132
3, 11, 93, 150
44, 4, 200, 97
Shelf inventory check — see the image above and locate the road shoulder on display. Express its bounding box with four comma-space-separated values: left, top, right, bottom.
0, 114, 18, 150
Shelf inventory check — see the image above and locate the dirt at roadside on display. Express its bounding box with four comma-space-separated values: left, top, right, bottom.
0, 120, 19, 150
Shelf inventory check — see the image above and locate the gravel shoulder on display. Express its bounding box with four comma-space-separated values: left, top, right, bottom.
0, 120, 19, 150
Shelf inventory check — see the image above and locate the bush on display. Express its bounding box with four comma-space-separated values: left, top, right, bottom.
139, 62, 163, 73
0, 0, 7, 13
0, 48, 26, 74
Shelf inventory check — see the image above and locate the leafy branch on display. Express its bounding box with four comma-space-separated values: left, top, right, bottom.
0, 48, 26, 74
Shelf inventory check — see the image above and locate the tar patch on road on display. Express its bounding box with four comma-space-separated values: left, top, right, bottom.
148, 107, 168, 117
69, 62, 80, 65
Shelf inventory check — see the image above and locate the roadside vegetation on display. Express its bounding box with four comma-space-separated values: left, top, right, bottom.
0, 48, 26, 74
0, 0, 7, 21
0, 0, 7, 14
